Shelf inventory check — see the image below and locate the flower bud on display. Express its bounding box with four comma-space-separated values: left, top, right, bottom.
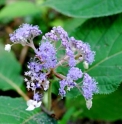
86, 99, 92, 109
83, 61, 89, 69
5, 44, 11, 52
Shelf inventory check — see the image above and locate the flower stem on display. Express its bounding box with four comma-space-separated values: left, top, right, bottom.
28, 39, 37, 52
53, 71, 65, 80
48, 82, 52, 111
0, 73, 29, 101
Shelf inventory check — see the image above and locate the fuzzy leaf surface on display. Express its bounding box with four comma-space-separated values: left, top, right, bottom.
71, 14, 122, 94
66, 85, 122, 121
0, 97, 57, 124
0, 44, 23, 90
43, 0, 122, 18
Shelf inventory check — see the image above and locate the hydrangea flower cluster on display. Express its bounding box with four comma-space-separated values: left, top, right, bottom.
59, 67, 82, 97
82, 73, 98, 100
5, 24, 98, 110
70, 37, 95, 65
25, 59, 50, 92
10, 24, 42, 44
36, 41, 57, 69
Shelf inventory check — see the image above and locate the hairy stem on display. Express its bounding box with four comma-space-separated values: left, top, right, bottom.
53, 71, 65, 80
29, 39, 37, 52
76, 84, 83, 94
56, 53, 81, 68
41, 104, 53, 116
56, 55, 69, 67
0, 73, 29, 101
19, 46, 29, 65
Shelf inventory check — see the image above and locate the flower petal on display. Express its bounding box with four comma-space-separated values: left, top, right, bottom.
26, 105, 35, 111
5, 44, 11, 52
32, 100, 37, 106
35, 101, 42, 108
27, 99, 34, 106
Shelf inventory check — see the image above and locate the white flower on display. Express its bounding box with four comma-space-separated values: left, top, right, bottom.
5, 44, 12, 52
67, 87, 72, 91
86, 99, 92, 110
42, 80, 50, 91
83, 61, 89, 69
26, 99, 42, 111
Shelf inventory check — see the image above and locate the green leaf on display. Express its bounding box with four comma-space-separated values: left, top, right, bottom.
0, 0, 6, 5
0, 97, 57, 124
66, 85, 122, 121
0, 44, 23, 91
71, 14, 122, 94
0, 1, 40, 19
63, 18, 87, 33
52, 79, 60, 95
66, 87, 81, 98
43, 0, 122, 18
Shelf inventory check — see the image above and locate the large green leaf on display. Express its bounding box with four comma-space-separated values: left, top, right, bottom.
66, 85, 122, 121
0, 1, 40, 19
71, 14, 122, 94
0, 44, 23, 91
0, 0, 6, 5
0, 97, 57, 124
43, 0, 122, 18
63, 18, 87, 33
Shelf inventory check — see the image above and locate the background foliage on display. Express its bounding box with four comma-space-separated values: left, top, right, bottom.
0, 0, 122, 123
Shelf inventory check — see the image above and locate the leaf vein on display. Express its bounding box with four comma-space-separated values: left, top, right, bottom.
86, 50, 122, 72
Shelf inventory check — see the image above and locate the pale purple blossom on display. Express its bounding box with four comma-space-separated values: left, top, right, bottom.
7, 24, 98, 110
68, 57, 76, 67
36, 41, 57, 69
59, 67, 82, 97
70, 37, 95, 64
67, 67, 82, 80
43, 26, 69, 48
10, 24, 42, 44
59, 79, 67, 97
82, 73, 98, 100
33, 93, 42, 101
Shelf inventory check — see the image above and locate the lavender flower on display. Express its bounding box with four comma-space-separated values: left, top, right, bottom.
33, 93, 42, 101
36, 41, 57, 69
10, 24, 42, 45
68, 57, 76, 67
67, 67, 82, 80
59, 79, 67, 97
59, 78, 77, 97
6, 24, 98, 110
66, 47, 76, 67
82, 43, 95, 64
70, 37, 95, 65
59, 67, 82, 96
43, 31, 59, 41
59, 88, 66, 98
25, 59, 50, 92
82, 73, 98, 100
66, 78, 76, 91
43, 26, 69, 48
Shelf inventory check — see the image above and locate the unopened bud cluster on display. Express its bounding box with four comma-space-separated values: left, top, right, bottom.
5, 24, 98, 110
